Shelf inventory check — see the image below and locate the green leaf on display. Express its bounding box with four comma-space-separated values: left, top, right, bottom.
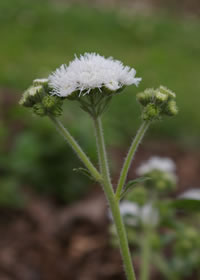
120, 177, 150, 200
73, 167, 95, 181
170, 199, 200, 212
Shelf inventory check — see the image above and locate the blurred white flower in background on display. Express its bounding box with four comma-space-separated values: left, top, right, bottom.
109, 201, 159, 227
141, 203, 159, 226
118, 201, 140, 226
178, 188, 200, 200
49, 53, 141, 97
136, 156, 176, 176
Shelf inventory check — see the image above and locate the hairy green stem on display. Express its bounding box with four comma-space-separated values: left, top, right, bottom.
115, 121, 150, 200
93, 117, 136, 280
50, 116, 102, 182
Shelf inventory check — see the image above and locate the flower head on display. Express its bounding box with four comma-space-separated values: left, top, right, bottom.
48, 53, 141, 97
137, 156, 176, 176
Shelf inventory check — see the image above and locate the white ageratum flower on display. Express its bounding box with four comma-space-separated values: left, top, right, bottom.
178, 188, 200, 200
136, 156, 176, 176
108, 201, 159, 227
48, 53, 141, 97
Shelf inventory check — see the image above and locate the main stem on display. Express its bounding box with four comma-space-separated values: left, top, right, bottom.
115, 121, 150, 200
50, 116, 102, 183
93, 117, 136, 280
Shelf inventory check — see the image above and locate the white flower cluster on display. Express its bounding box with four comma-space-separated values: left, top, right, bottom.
109, 201, 159, 227
137, 156, 176, 176
49, 53, 141, 97
178, 188, 200, 200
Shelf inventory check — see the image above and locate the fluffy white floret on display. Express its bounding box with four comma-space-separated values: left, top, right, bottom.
136, 156, 176, 176
48, 53, 141, 97
178, 188, 200, 200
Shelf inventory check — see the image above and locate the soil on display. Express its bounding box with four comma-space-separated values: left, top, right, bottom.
0, 140, 200, 280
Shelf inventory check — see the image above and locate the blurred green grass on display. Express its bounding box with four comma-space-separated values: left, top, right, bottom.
0, 0, 200, 145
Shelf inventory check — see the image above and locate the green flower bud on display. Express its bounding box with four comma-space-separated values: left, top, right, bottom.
42, 95, 57, 109
20, 78, 63, 117
154, 90, 168, 104
142, 103, 160, 121
158, 85, 176, 99
137, 88, 154, 106
33, 95, 63, 117
50, 106, 63, 117
33, 103, 46, 116
137, 85, 178, 121
19, 85, 44, 107
164, 100, 178, 116
33, 78, 52, 95
46, 96, 63, 117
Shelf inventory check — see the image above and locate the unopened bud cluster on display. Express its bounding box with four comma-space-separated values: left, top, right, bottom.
137, 86, 178, 121
19, 79, 63, 117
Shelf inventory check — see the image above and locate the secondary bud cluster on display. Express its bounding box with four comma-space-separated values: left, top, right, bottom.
19, 78, 63, 117
137, 86, 178, 121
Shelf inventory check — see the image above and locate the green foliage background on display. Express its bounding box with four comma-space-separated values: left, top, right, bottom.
0, 0, 199, 206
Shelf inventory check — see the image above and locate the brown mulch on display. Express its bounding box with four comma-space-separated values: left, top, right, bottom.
0, 193, 124, 280
0, 141, 200, 280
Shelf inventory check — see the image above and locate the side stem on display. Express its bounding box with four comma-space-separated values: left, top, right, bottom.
49, 116, 102, 182
115, 121, 150, 200
93, 116, 136, 280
